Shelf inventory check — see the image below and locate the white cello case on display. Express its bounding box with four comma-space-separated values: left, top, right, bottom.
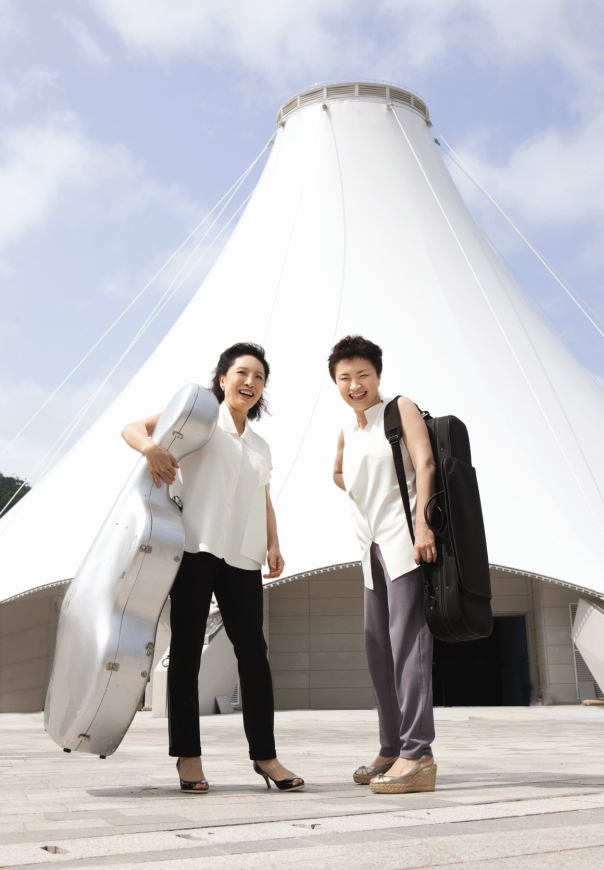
45, 383, 219, 757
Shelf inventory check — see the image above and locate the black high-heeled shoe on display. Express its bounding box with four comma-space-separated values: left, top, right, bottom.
176, 759, 209, 794
253, 760, 305, 792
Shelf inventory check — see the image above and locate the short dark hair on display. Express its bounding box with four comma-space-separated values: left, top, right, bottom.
327, 335, 383, 382
210, 342, 270, 421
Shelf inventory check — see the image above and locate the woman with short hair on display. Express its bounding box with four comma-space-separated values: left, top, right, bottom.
329, 335, 437, 794
122, 342, 304, 794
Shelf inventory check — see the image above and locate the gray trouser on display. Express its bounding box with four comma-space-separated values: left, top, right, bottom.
364, 543, 435, 759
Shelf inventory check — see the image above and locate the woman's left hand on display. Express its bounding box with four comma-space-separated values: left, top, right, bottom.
264, 547, 285, 579
414, 525, 438, 565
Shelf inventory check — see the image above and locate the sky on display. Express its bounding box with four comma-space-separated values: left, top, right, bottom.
1, 0, 603, 482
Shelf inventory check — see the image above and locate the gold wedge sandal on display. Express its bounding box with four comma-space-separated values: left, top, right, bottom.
353, 758, 397, 785
370, 755, 437, 794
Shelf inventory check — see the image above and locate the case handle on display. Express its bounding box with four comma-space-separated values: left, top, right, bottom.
424, 491, 450, 542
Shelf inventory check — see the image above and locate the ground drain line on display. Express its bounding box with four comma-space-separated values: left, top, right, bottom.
394, 801, 604, 823
155, 806, 415, 832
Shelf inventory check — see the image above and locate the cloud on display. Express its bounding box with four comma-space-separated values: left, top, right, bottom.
0, 67, 58, 110
0, 112, 192, 252
0, 374, 125, 482
60, 14, 110, 66
91, 0, 604, 89
0, 0, 13, 38
92, 0, 349, 72
0, 114, 98, 249
449, 111, 604, 228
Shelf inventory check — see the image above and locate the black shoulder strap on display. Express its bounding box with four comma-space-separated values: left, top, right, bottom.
384, 396, 414, 544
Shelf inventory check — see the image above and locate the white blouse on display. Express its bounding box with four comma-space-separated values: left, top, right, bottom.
170, 402, 271, 570
342, 398, 417, 588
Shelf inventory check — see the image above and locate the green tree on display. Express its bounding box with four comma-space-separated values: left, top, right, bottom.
0, 473, 31, 513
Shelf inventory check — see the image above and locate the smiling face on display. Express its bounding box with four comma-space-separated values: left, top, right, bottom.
219, 354, 266, 417
334, 357, 381, 413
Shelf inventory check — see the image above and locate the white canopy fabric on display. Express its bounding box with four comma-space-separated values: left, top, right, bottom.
2, 82, 604, 603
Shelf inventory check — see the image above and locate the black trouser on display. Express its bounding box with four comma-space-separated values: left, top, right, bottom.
167, 550, 276, 760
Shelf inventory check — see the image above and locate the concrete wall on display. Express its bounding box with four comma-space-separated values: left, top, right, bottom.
528, 579, 602, 704
268, 565, 604, 709
268, 565, 374, 710
0, 583, 68, 713
2, 567, 602, 713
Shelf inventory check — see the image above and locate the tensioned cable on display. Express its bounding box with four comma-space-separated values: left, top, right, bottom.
439, 141, 604, 337
0, 140, 272, 463
391, 106, 604, 535
436, 136, 604, 396
0, 191, 254, 524
274, 107, 347, 505
435, 132, 604, 340
479, 221, 604, 393
0, 192, 252, 525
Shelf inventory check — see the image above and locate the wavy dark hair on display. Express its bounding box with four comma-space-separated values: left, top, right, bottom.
210, 342, 270, 421
327, 335, 383, 381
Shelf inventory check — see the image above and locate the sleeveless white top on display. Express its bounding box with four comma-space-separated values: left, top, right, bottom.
170, 402, 271, 571
342, 398, 417, 588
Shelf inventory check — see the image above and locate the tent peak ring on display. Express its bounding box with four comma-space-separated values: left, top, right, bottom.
276, 81, 430, 125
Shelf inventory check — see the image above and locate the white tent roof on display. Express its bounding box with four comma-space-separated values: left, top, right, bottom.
2, 81, 604, 603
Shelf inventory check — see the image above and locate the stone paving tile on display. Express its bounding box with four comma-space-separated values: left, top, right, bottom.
426, 823, 604, 861
216, 837, 316, 854
0, 823, 25, 834
104, 816, 191, 827
1, 846, 224, 870
85, 823, 217, 836
11, 840, 459, 870
2, 708, 604, 868
264, 794, 604, 836
461, 808, 604, 832
170, 821, 321, 846
0, 816, 48, 830
0, 832, 28, 845
388, 822, 493, 838
44, 811, 127, 821
441, 784, 604, 803
459, 847, 604, 870
392, 793, 604, 824
140, 841, 458, 870
23, 827, 118, 843
23, 819, 113, 832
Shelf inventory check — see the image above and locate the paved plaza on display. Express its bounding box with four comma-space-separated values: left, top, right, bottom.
1, 707, 604, 869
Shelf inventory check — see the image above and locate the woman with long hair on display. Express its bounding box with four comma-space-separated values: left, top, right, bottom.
329, 335, 437, 795
122, 342, 304, 794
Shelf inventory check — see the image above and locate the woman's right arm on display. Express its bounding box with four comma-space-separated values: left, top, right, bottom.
333, 429, 346, 491
121, 413, 180, 488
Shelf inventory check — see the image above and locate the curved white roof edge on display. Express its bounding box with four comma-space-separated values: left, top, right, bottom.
0, 578, 70, 606
7, 558, 603, 610
263, 561, 604, 601
1, 81, 604, 602
488, 565, 604, 602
